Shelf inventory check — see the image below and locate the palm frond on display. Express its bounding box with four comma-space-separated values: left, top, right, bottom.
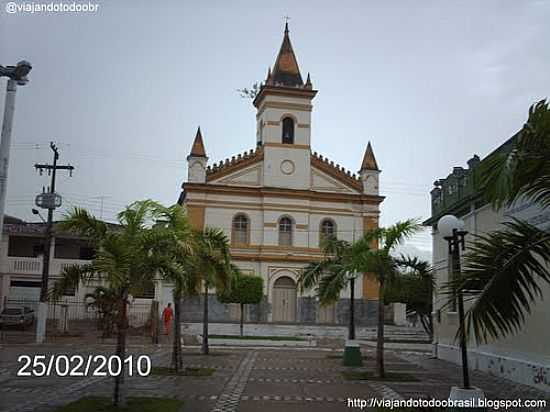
382, 219, 421, 251
317, 264, 349, 305
478, 99, 550, 209
320, 237, 351, 259
299, 261, 326, 293
59, 207, 107, 246
446, 218, 550, 343
49, 263, 95, 301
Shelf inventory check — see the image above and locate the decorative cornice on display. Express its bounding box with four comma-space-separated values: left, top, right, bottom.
253, 86, 318, 108
311, 152, 363, 192
183, 182, 384, 205
205, 147, 263, 182
264, 142, 310, 150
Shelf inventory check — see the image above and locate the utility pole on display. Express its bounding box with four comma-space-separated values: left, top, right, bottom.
34, 142, 74, 344
0, 61, 32, 250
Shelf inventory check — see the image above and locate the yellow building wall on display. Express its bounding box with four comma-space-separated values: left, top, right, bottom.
363, 216, 379, 299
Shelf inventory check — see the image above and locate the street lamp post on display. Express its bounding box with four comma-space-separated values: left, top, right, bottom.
438, 214, 485, 407
0, 61, 32, 242
438, 214, 470, 389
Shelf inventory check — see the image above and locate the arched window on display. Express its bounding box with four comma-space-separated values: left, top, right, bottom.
320, 219, 336, 245
278, 216, 293, 246
232, 214, 249, 245
282, 117, 294, 144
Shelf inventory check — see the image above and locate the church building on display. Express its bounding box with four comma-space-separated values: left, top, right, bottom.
178, 24, 384, 325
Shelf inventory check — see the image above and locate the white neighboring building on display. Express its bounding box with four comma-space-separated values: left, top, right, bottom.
0, 217, 156, 325
177, 24, 384, 325
426, 142, 550, 392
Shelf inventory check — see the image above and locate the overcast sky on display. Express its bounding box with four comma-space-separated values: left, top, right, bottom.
1, 0, 549, 253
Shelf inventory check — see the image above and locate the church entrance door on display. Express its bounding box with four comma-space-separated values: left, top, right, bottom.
272, 276, 296, 322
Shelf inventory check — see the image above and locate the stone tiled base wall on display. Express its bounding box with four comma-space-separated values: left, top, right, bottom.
180, 294, 378, 326
437, 343, 550, 393
181, 321, 347, 338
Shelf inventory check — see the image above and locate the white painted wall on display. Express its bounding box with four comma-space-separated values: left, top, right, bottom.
432, 201, 550, 392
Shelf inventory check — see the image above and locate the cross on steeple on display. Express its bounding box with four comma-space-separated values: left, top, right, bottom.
283, 15, 290, 33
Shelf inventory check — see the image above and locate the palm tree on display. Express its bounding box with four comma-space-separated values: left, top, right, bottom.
448, 218, 550, 344
300, 238, 359, 340
51, 200, 165, 407
150, 204, 197, 372
192, 227, 233, 355
300, 220, 420, 377
355, 220, 420, 378
445, 99, 550, 345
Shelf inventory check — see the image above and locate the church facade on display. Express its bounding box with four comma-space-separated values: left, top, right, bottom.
178, 25, 384, 325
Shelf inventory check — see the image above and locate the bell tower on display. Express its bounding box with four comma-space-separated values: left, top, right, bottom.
253, 23, 317, 190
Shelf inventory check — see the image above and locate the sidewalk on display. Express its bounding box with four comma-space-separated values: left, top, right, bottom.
1, 343, 548, 412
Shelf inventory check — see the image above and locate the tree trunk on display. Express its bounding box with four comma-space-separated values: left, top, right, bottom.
201, 283, 209, 355
173, 292, 182, 373
420, 314, 433, 339
348, 277, 355, 340
240, 303, 244, 337
428, 312, 433, 340
376, 277, 385, 378
113, 289, 128, 407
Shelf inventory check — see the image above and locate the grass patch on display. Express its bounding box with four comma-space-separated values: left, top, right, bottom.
342, 371, 419, 382
326, 354, 369, 359
150, 366, 215, 377
181, 351, 230, 357
209, 334, 305, 341
363, 338, 432, 344
53, 396, 183, 412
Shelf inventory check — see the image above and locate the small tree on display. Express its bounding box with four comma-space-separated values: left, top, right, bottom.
218, 274, 263, 336
84, 286, 120, 338
150, 204, 197, 373
51, 200, 165, 407
236, 82, 262, 99
384, 257, 434, 338
192, 228, 233, 355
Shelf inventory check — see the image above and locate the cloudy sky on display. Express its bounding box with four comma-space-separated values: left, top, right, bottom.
1, 0, 549, 253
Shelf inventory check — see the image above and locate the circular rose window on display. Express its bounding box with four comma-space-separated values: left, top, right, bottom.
280, 160, 295, 175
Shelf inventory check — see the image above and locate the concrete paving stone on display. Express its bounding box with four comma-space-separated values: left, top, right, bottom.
303, 383, 379, 399
250, 369, 340, 380
244, 382, 306, 397
2, 344, 549, 412
238, 400, 351, 412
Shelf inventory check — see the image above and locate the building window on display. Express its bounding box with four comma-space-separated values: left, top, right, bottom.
134, 280, 155, 299
447, 184, 456, 195
232, 214, 250, 245
8, 236, 44, 257
282, 117, 294, 144
79, 246, 95, 260
320, 219, 336, 245
279, 217, 293, 246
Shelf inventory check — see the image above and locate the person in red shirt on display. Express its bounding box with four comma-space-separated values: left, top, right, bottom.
162, 303, 174, 335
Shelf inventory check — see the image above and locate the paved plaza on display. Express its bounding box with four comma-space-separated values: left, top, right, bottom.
0, 342, 549, 412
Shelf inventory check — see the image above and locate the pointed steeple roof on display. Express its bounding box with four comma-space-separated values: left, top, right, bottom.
270, 23, 304, 87
189, 127, 206, 157
360, 142, 379, 171
305, 72, 312, 89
